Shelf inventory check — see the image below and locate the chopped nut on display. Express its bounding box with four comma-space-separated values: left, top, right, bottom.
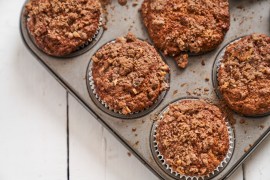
80, 32, 88, 40
160, 65, 169, 71
67, 32, 73, 39
132, 88, 138, 94
112, 79, 118, 86
122, 107, 131, 114
73, 31, 81, 38
159, 71, 167, 76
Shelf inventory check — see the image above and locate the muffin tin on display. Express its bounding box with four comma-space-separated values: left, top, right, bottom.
20, 0, 270, 179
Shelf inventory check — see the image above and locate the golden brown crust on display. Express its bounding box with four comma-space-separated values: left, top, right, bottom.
218, 34, 270, 116
156, 100, 229, 176
25, 0, 101, 56
141, 0, 230, 66
92, 33, 169, 115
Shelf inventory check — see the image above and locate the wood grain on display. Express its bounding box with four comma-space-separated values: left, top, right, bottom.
1, 0, 269, 179
0, 31, 67, 180
244, 136, 270, 180
68, 94, 156, 180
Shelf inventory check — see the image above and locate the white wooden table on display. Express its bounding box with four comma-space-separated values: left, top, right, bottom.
0, 1, 269, 179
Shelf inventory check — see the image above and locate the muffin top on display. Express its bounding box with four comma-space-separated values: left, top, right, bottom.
218, 34, 270, 116
25, 0, 101, 56
141, 0, 229, 68
156, 99, 229, 176
92, 33, 169, 115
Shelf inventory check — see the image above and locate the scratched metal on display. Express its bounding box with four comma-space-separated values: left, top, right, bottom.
20, 0, 270, 179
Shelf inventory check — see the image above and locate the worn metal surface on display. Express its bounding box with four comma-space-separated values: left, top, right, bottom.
20, 0, 270, 179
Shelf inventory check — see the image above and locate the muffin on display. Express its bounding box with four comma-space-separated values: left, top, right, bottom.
25, 0, 102, 56
141, 0, 230, 68
155, 99, 230, 177
218, 34, 270, 116
91, 33, 169, 115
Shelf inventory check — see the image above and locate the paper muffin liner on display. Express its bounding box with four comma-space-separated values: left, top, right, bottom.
25, 14, 103, 57
86, 40, 170, 119
212, 37, 270, 117
150, 98, 235, 180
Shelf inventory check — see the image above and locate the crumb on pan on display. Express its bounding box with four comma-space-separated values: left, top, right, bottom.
174, 53, 189, 68
118, 0, 127, 6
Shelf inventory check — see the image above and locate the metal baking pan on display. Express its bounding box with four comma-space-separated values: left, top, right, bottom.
20, 0, 270, 179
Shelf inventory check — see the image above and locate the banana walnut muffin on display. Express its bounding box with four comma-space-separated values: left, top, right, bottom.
141, 0, 230, 68
91, 33, 169, 115
25, 0, 101, 56
156, 99, 229, 176
218, 34, 270, 116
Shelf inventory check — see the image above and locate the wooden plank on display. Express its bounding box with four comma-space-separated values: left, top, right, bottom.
244, 135, 270, 180
0, 1, 67, 178
68, 94, 156, 180
0, 33, 67, 180
68, 94, 105, 180
102, 127, 156, 180
229, 165, 243, 180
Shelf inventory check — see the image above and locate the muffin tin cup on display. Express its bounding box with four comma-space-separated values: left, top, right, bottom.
86, 40, 170, 119
20, 0, 270, 178
25, 8, 104, 58
212, 36, 270, 118
150, 97, 235, 180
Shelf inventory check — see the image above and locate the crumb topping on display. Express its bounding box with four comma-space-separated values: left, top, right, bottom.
92, 33, 169, 114
141, 0, 230, 67
156, 100, 229, 176
218, 34, 270, 115
25, 0, 101, 56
